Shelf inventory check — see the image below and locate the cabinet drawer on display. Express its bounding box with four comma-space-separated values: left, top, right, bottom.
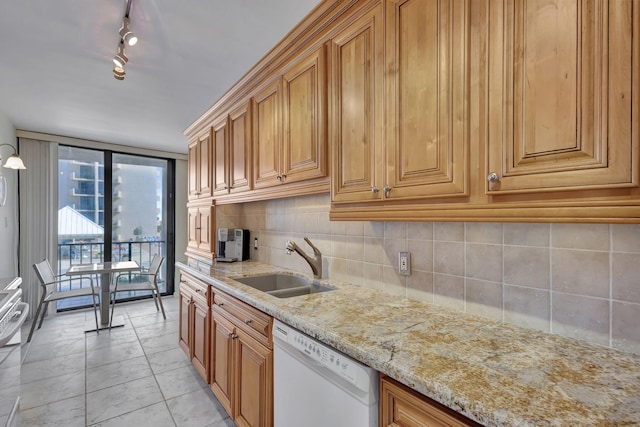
181, 273, 210, 306
213, 292, 272, 348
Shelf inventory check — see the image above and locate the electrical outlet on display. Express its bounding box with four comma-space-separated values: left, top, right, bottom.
399, 251, 411, 276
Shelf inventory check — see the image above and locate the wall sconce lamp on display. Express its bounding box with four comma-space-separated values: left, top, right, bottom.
0, 143, 27, 207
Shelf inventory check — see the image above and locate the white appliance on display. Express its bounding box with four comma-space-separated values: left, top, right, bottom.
272, 319, 378, 427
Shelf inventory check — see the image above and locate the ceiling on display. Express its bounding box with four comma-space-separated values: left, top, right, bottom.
0, 0, 320, 155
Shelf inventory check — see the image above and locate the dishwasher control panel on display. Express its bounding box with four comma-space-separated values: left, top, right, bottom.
274, 320, 367, 388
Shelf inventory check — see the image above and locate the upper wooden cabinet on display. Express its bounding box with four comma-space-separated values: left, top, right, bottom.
384, 0, 470, 200
331, 2, 385, 203
187, 198, 215, 259
213, 102, 252, 197
188, 129, 213, 200
487, 0, 638, 194
332, 0, 470, 204
253, 46, 328, 190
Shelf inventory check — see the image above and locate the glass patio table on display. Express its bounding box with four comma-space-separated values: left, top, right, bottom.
66, 261, 140, 330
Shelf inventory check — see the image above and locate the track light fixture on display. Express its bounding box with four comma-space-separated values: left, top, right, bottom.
119, 18, 138, 47
113, 42, 128, 68
112, 0, 136, 80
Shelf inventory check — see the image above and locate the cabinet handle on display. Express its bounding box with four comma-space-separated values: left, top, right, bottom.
276, 175, 282, 180
227, 332, 233, 338
371, 186, 379, 194
245, 319, 252, 325
487, 172, 500, 183
383, 185, 391, 198
195, 289, 202, 293
195, 227, 201, 230
232, 334, 238, 340
218, 302, 224, 306
281, 174, 286, 179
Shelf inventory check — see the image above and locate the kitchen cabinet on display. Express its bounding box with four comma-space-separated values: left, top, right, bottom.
330, 2, 385, 203
333, 0, 469, 204
211, 291, 273, 427
213, 100, 253, 197
487, 0, 637, 195
186, 198, 215, 259
179, 273, 210, 381
188, 128, 212, 200
253, 45, 328, 190
380, 376, 480, 427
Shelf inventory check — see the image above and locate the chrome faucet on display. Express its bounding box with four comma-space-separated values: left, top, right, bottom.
285, 237, 323, 279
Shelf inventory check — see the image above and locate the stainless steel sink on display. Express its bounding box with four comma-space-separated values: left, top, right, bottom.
234, 274, 335, 298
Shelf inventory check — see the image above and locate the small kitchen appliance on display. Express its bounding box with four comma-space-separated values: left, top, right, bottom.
216, 228, 250, 262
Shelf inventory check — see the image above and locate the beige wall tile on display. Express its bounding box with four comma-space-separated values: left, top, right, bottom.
328, 257, 347, 282
346, 221, 365, 236
330, 235, 347, 259
434, 222, 464, 242
612, 302, 640, 354
552, 223, 610, 250
466, 243, 503, 282
407, 222, 433, 241
382, 265, 405, 297
346, 237, 365, 262
551, 249, 609, 298
504, 285, 550, 332
433, 274, 464, 311
363, 263, 384, 292
408, 240, 433, 273
466, 222, 502, 244
363, 221, 385, 238
385, 222, 407, 239
318, 212, 331, 235
466, 278, 503, 321
344, 260, 364, 286
552, 293, 609, 346
383, 238, 407, 267
363, 237, 384, 265
612, 252, 640, 303
406, 270, 434, 303
434, 242, 464, 276
503, 223, 550, 247
330, 220, 347, 236
504, 246, 550, 289
612, 224, 640, 253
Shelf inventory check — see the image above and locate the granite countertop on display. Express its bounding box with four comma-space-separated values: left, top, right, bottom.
177, 261, 640, 427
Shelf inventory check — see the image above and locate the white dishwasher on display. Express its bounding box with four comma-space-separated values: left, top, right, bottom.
272, 319, 378, 427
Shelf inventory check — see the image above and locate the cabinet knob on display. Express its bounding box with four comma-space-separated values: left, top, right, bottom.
383, 185, 391, 198
487, 172, 500, 183
281, 174, 286, 179
371, 186, 379, 194
232, 334, 238, 340
245, 319, 252, 325
218, 302, 224, 307
227, 332, 233, 338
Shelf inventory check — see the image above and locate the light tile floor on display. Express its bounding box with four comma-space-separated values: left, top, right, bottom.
20, 296, 235, 427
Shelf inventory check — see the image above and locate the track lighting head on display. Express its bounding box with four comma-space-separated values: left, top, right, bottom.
113, 65, 125, 80
119, 18, 138, 46
113, 43, 128, 68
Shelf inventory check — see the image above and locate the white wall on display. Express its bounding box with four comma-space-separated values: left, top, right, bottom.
0, 113, 17, 277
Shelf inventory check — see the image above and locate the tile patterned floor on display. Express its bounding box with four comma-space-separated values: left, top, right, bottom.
20, 296, 235, 427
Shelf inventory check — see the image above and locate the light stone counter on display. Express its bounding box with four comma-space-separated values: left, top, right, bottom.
177, 261, 640, 426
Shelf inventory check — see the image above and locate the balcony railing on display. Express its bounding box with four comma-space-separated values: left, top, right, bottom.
56, 240, 166, 310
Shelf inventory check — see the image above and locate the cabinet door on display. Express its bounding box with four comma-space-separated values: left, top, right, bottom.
234, 328, 273, 427
188, 140, 199, 199
211, 309, 235, 417
487, 0, 637, 194
178, 289, 191, 357
197, 205, 213, 253
331, 4, 385, 203
198, 131, 213, 198
229, 101, 252, 193
187, 206, 199, 250
385, 0, 469, 200
252, 79, 282, 189
282, 45, 327, 184
213, 116, 230, 196
192, 300, 210, 381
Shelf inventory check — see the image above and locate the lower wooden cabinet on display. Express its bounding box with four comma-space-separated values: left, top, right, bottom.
380, 376, 480, 427
178, 273, 210, 382
210, 293, 273, 427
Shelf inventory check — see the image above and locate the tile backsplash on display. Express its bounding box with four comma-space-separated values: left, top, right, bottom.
217, 194, 640, 355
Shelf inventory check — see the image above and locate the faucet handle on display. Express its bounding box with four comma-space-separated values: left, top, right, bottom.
303, 237, 321, 257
